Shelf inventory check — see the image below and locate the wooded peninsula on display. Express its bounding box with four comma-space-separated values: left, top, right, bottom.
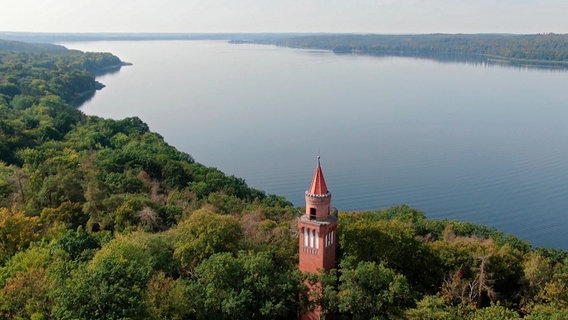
0, 36, 567, 319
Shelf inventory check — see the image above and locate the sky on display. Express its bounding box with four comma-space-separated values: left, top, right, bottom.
2, 0, 567, 34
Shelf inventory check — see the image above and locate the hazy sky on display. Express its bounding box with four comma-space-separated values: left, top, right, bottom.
2, 0, 567, 34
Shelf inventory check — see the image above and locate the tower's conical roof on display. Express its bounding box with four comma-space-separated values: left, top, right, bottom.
308, 156, 329, 195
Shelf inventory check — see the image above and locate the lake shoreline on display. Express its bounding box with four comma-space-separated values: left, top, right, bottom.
72, 40, 568, 250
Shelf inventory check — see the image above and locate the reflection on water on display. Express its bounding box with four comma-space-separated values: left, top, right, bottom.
334, 51, 568, 71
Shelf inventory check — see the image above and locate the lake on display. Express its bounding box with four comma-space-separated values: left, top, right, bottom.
63, 40, 568, 249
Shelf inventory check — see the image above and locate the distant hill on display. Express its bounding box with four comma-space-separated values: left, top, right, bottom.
0, 31, 310, 43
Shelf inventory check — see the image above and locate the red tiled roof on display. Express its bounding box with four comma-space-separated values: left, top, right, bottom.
308, 159, 328, 195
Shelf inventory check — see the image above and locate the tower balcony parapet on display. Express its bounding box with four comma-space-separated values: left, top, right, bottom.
305, 191, 331, 198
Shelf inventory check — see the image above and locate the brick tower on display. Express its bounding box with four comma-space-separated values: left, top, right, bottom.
298, 156, 338, 319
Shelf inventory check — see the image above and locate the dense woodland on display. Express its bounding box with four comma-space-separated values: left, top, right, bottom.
0, 39, 567, 319
273, 33, 568, 67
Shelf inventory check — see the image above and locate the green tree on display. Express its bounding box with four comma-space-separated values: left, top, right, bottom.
404, 294, 459, 320
0, 267, 54, 320
0, 162, 15, 207
53, 232, 173, 320
337, 260, 411, 319
53, 227, 99, 261
171, 209, 242, 273
467, 303, 520, 320
0, 207, 41, 263
339, 216, 441, 292
188, 251, 304, 319
143, 272, 191, 320
40, 201, 88, 230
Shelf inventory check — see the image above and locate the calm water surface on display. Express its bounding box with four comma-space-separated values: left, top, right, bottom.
64, 41, 568, 249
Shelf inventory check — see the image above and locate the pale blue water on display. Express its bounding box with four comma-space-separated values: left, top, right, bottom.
65, 40, 568, 249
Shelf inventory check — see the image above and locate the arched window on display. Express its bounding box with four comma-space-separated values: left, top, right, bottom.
304, 227, 308, 247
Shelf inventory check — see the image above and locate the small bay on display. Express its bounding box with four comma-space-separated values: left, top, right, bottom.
64, 40, 568, 249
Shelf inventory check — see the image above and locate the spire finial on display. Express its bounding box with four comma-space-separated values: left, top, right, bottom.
308, 153, 328, 195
